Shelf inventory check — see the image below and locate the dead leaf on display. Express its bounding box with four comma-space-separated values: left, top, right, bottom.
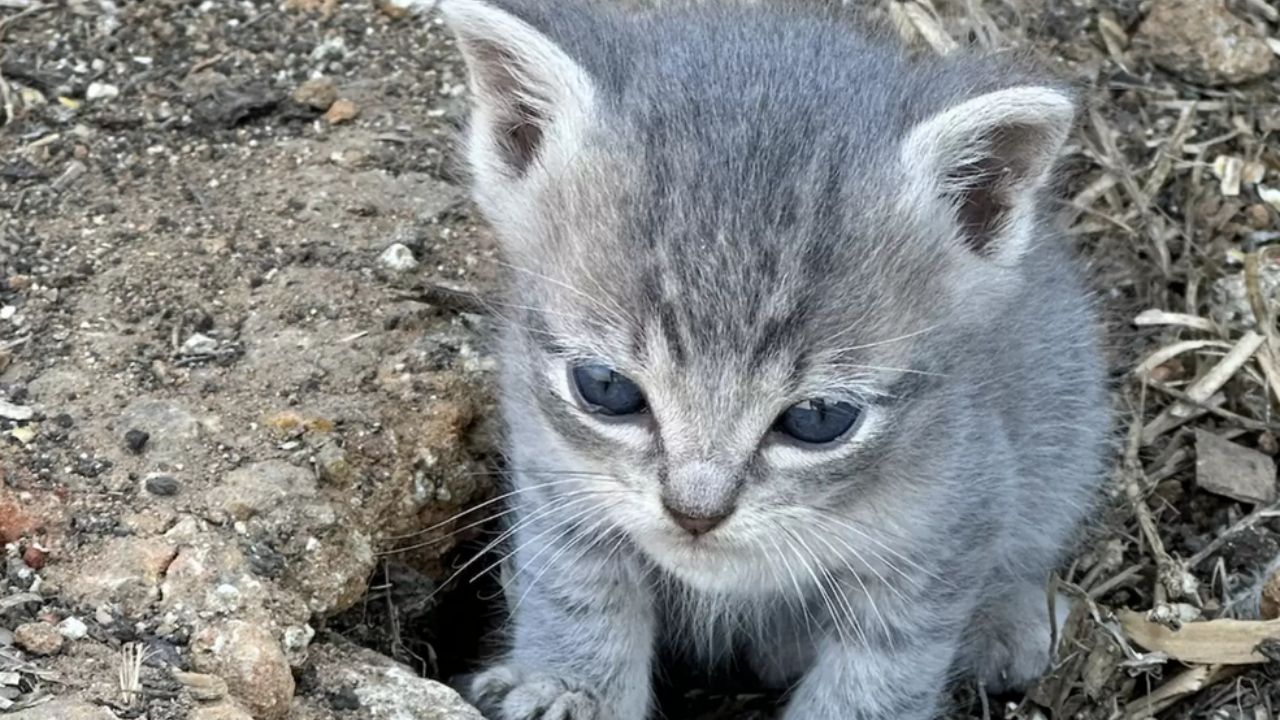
1119, 609, 1280, 664
1195, 429, 1278, 505
1122, 664, 1242, 720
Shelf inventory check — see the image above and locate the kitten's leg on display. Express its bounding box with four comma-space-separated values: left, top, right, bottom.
778, 594, 966, 720
960, 579, 1072, 694
466, 526, 654, 720
747, 600, 819, 690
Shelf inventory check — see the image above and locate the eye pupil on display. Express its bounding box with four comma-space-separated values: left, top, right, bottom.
571, 364, 647, 416
775, 398, 860, 444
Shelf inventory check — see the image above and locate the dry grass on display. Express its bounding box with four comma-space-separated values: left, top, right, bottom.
890, 0, 1280, 717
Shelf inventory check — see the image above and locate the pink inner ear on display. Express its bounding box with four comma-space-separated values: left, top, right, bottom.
941, 123, 1044, 257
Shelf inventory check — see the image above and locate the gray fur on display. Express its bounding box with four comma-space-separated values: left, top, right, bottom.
436, 0, 1112, 717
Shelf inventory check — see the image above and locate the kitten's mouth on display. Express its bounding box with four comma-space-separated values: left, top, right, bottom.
647, 536, 782, 594
633, 522, 731, 556
637, 525, 747, 567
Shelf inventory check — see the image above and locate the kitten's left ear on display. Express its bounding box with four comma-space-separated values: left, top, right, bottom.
900, 86, 1075, 263
439, 0, 597, 184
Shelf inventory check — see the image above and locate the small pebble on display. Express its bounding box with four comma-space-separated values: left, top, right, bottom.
15, 622, 64, 656
1246, 204, 1272, 230
86, 82, 120, 101
57, 617, 89, 641
94, 605, 115, 626
53, 413, 74, 428
379, 243, 419, 273
22, 546, 46, 569
327, 687, 361, 711
146, 474, 181, 496
1261, 566, 1280, 620
183, 333, 218, 355
124, 428, 151, 454
292, 78, 338, 111
323, 98, 359, 124
0, 400, 34, 421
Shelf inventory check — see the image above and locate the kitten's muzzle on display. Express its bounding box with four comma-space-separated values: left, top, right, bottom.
662, 502, 733, 536
661, 461, 741, 536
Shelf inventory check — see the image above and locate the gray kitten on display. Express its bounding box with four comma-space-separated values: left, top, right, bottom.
434, 0, 1111, 717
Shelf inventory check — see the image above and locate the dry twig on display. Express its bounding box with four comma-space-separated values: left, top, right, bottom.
0, 1, 45, 39
1123, 392, 1199, 603
118, 643, 150, 706
1188, 500, 1280, 568
0, 71, 13, 126
1244, 247, 1280, 410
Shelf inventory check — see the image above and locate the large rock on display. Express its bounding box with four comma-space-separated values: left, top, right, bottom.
1134, 0, 1273, 86
206, 460, 318, 522
48, 537, 177, 617
368, 384, 492, 576
289, 529, 375, 616
160, 538, 271, 619
192, 621, 296, 720
308, 639, 484, 719
200, 456, 373, 617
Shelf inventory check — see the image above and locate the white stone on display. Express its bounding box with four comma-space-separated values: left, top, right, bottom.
86, 82, 120, 102
379, 243, 419, 273
183, 333, 219, 355
57, 617, 89, 641
0, 400, 33, 421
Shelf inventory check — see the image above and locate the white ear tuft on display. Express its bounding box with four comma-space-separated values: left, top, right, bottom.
901, 86, 1075, 261
440, 0, 597, 180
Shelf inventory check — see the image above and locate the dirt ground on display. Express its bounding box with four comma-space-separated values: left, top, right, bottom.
1, 0, 1279, 719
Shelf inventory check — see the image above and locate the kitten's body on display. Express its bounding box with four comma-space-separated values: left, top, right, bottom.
434, 1, 1111, 718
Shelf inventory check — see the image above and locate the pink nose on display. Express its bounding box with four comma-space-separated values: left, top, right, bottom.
663, 504, 731, 536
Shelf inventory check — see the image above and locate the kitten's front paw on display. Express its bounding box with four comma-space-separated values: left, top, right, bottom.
968, 587, 1074, 694
467, 664, 608, 720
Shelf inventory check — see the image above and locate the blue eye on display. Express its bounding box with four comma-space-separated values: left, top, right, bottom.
775, 398, 860, 444
570, 364, 647, 416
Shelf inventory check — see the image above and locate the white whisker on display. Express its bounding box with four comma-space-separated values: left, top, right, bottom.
382, 477, 597, 542
467, 493, 621, 583
822, 324, 940, 354
816, 511, 949, 588
423, 494, 601, 603
763, 533, 817, 641
506, 506, 625, 618
807, 525, 896, 650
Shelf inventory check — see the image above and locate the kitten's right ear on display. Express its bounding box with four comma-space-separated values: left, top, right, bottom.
440, 0, 597, 182
899, 86, 1075, 265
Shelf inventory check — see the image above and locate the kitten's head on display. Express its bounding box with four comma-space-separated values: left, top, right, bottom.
441, 0, 1076, 593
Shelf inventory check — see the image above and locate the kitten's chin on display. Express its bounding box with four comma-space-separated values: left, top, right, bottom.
633, 531, 787, 595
